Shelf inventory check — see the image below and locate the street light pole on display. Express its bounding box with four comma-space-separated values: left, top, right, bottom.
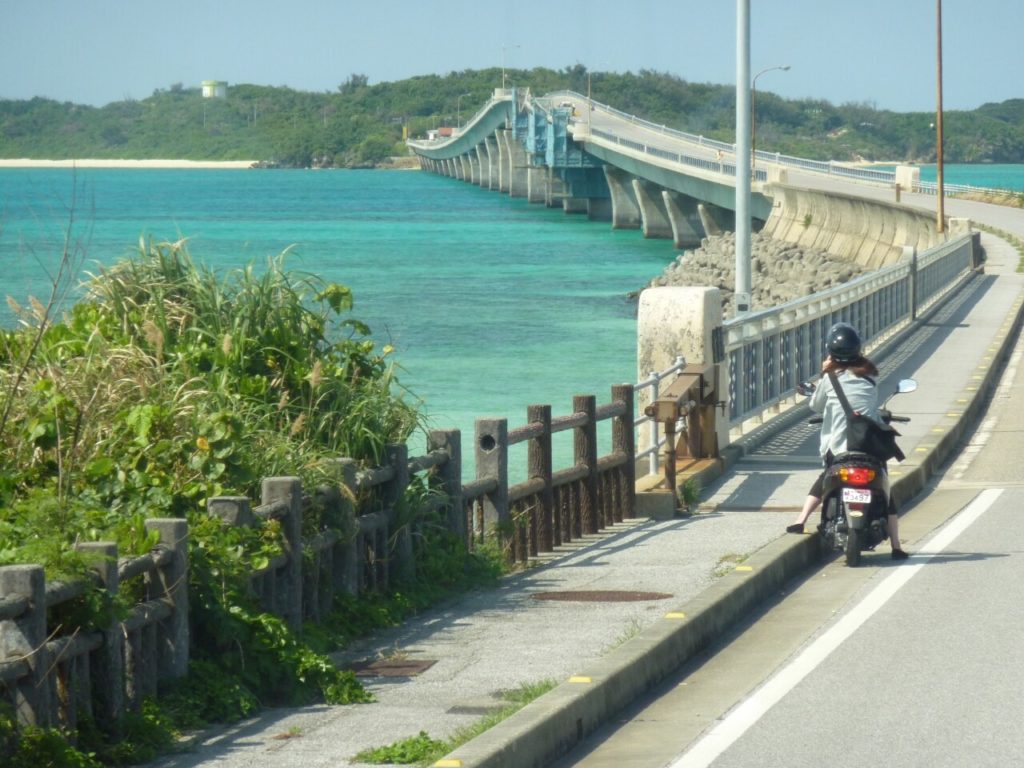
457, 92, 471, 129
751, 65, 790, 172
501, 44, 520, 91
735, 0, 752, 315
935, 0, 945, 233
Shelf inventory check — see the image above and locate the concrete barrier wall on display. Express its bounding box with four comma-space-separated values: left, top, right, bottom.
761, 184, 941, 268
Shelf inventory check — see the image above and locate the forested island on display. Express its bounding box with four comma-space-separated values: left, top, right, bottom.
2, 66, 1023, 168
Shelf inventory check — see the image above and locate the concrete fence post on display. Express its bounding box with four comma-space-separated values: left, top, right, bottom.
427, 429, 464, 544
383, 443, 413, 584
77, 542, 124, 735
0, 565, 51, 727
611, 384, 637, 519
333, 458, 359, 596
475, 418, 509, 541
527, 405, 554, 551
261, 477, 303, 630
573, 395, 600, 533
146, 518, 190, 681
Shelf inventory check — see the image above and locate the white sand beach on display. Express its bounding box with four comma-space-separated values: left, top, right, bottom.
0, 159, 256, 169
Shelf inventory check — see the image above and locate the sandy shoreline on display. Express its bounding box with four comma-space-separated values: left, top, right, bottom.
0, 158, 256, 169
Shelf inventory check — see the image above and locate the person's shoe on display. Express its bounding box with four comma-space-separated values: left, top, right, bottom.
786, 523, 805, 534
891, 548, 910, 560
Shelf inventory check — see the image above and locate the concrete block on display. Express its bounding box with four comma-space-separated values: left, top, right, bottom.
635, 489, 678, 520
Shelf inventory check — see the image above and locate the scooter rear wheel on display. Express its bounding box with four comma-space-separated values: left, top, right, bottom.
845, 525, 862, 567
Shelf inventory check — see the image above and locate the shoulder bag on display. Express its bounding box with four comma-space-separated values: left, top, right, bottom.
827, 372, 905, 462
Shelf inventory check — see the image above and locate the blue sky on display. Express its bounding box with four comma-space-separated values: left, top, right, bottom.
1, 0, 1019, 113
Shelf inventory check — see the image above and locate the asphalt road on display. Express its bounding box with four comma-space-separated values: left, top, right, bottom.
552, 288, 1024, 768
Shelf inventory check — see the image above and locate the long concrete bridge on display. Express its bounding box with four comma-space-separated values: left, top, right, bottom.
407, 88, 957, 269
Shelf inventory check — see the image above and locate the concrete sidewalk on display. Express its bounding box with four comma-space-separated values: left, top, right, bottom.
151, 231, 1024, 768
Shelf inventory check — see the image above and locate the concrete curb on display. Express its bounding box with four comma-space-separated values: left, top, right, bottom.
432, 270, 1024, 768
434, 532, 819, 768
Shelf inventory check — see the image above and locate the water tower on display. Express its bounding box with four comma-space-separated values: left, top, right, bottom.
201, 80, 228, 99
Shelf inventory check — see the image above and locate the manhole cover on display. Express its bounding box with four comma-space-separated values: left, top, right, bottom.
349, 659, 437, 678
531, 590, 673, 603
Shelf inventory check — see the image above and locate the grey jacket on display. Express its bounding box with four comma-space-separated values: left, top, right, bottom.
809, 370, 881, 458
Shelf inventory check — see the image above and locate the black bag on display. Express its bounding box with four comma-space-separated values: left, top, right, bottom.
827, 372, 905, 462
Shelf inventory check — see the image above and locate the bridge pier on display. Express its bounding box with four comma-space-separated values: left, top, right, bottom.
527, 165, 547, 204
662, 191, 705, 249
484, 137, 499, 190
632, 180, 673, 239
474, 145, 488, 187
468, 152, 482, 185
588, 198, 613, 221
697, 203, 734, 237
546, 170, 570, 208
563, 197, 588, 214
604, 166, 641, 229
499, 129, 528, 198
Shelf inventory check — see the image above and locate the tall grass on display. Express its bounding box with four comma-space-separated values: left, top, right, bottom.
1, 237, 422, 561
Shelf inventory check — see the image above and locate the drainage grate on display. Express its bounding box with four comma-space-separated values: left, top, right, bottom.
531, 590, 673, 603
349, 659, 437, 678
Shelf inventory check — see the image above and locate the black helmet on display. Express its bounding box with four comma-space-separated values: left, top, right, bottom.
826, 322, 862, 363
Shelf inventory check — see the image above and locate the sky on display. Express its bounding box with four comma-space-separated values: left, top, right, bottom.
1, 0, 1020, 113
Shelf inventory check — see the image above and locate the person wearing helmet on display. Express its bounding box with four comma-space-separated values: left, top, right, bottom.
786, 322, 909, 560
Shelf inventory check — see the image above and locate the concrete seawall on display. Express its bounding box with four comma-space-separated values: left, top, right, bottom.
761, 183, 941, 267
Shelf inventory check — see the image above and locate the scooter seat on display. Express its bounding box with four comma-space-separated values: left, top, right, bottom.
832, 451, 886, 466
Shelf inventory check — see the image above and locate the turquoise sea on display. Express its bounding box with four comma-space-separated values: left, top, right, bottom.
3, 163, 1023, 473
0, 167, 674, 472
885, 163, 1024, 191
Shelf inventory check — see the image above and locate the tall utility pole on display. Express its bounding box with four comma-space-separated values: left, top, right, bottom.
735, 0, 752, 315
936, 0, 946, 233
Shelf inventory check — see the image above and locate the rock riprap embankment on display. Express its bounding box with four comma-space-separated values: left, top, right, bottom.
638, 232, 866, 316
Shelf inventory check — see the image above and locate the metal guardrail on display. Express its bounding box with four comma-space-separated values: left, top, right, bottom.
633, 355, 687, 475
723, 233, 975, 430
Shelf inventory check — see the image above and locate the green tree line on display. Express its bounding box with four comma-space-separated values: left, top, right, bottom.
1, 66, 1023, 167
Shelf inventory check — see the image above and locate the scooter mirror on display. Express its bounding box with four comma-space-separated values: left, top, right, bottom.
796, 381, 816, 397
897, 378, 918, 394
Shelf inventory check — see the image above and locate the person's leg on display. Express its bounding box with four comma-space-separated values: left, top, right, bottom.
789, 467, 826, 533
788, 495, 821, 533
889, 513, 909, 559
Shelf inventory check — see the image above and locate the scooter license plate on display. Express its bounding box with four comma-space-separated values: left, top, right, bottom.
842, 488, 872, 504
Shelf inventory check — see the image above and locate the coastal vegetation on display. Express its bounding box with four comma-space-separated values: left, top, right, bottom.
0, 237, 503, 764
2, 67, 1024, 167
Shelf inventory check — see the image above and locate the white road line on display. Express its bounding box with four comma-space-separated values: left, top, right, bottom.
669, 488, 1004, 768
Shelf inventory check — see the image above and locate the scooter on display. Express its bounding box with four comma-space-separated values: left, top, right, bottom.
797, 378, 917, 566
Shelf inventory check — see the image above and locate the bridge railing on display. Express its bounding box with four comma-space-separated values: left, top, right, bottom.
723, 232, 977, 431
589, 126, 767, 183
545, 90, 1024, 197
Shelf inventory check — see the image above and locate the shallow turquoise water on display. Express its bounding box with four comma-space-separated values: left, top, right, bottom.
0, 168, 675, 471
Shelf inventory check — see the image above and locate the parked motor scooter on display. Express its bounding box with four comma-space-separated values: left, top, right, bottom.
796, 378, 917, 566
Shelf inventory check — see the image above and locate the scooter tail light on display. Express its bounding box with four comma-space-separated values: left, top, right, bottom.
837, 466, 876, 485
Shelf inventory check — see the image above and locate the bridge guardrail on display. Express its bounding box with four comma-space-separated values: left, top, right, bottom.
723, 233, 976, 431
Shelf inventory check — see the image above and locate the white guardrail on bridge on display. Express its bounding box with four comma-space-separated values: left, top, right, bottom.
722, 233, 976, 433
543, 90, 1019, 198
631, 232, 977, 459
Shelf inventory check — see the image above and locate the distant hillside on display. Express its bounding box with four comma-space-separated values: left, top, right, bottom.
2, 67, 1022, 167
